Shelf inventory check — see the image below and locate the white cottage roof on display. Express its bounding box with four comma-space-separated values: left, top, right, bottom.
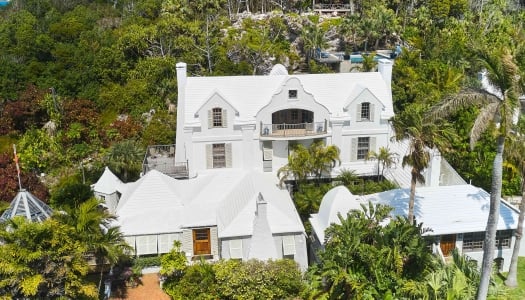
92, 167, 123, 195
183, 72, 393, 123
116, 170, 184, 235
309, 186, 361, 243
114, 169, 304, 238
311, 184, 520, 244
364, 185, 519, 235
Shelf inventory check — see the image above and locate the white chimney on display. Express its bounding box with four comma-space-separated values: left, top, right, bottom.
427, 148, 441, 187
248, 193, 278, 260
377, 59, 393, 91
175, 62, 187, 164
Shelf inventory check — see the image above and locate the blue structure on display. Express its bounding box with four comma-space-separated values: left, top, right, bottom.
0, 1, 9, 7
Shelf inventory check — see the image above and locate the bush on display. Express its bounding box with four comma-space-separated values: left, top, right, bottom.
214, 259, 304, 300
132, 256, 162, 274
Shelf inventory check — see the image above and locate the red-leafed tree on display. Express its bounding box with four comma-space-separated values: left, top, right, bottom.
0, 152, 49, 203
0, 85, 47, 135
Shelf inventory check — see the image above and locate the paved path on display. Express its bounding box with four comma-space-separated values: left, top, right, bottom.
111, 273, 170, 300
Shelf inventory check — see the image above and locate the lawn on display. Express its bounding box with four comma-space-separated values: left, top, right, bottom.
491, 257, 525, 299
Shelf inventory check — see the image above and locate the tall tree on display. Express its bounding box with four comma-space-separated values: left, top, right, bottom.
430, 46, 523, 299
391, 104, 453, 223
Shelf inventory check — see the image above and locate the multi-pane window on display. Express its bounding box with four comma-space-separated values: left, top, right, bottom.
212, 107, 223, 127
496, 230, 512, 249
357, 137, 370, 160
463, 231, 512, 252
361, 102, 370, 120
462, 232, 484, 252
212, 143, 226, 168
291, 110, 299, 122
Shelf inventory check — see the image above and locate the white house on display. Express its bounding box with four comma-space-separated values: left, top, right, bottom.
310, 184, 520, 272
94, 168, 308, 270
172, 60, 395, 178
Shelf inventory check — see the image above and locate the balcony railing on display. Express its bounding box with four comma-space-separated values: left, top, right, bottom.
142, 144, 188, 178
260, 120, 327, 138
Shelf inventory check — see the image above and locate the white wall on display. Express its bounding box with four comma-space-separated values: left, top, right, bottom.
220, 233, 308, 271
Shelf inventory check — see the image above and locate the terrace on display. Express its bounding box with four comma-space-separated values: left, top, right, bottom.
142, 144, 188, 179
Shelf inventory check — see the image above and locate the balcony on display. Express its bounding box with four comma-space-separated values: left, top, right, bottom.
142, 144, 188, 179
260, 120, 328, 138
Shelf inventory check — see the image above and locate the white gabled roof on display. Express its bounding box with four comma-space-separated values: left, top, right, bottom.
93, 167, 123, 195
311, 184, 520, 244
184, 72, 393, 123
114, 169, 304, 238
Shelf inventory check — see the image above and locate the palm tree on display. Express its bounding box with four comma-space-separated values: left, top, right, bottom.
502, 134, 525, 287
277, 140, 340, 189
300, 22, 328, 61
91, 226, 132, 293
54, 198, 131, 294
391, 104, 453, 224
106, 139, 144, 182
366, 146, 397, 181
430, 46, 523, 299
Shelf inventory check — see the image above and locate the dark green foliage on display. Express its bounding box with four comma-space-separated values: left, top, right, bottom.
131, 256, 162, 274
50, 178, 93, 209
307, 203, 437, 299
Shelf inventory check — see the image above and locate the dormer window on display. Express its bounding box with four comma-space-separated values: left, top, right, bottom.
208, 107, 227, 128
288, 90, 298, 99
357, 102, 374, 121
361, 103, 370, 120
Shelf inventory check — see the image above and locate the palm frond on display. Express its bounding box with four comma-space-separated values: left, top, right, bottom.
469, 102, 499, 149
428, 89, 500, 120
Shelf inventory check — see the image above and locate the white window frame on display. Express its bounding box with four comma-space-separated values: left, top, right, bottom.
357, 137, 370, 160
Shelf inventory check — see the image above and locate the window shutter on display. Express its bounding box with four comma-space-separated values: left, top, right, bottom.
158, 234, 179, 253
222, 109, 227, 127
208, 110, 213, 129
229, 239, 243, 259
370, 103, 375, 121
370, 137, 376, 153
351, 138, 357, 161
124, 236, 136, 254
225, 143, 232, 168
263, 142, 273, 161
356, 103, 362, 122
206, 144, 212, 169
282, 236, 296, 256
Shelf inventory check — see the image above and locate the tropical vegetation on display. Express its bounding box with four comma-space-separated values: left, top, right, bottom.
1, 0, 525, 299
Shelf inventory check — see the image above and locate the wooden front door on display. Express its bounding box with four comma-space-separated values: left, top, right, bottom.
440, 234, 456, 256
193, 228, 211, 256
